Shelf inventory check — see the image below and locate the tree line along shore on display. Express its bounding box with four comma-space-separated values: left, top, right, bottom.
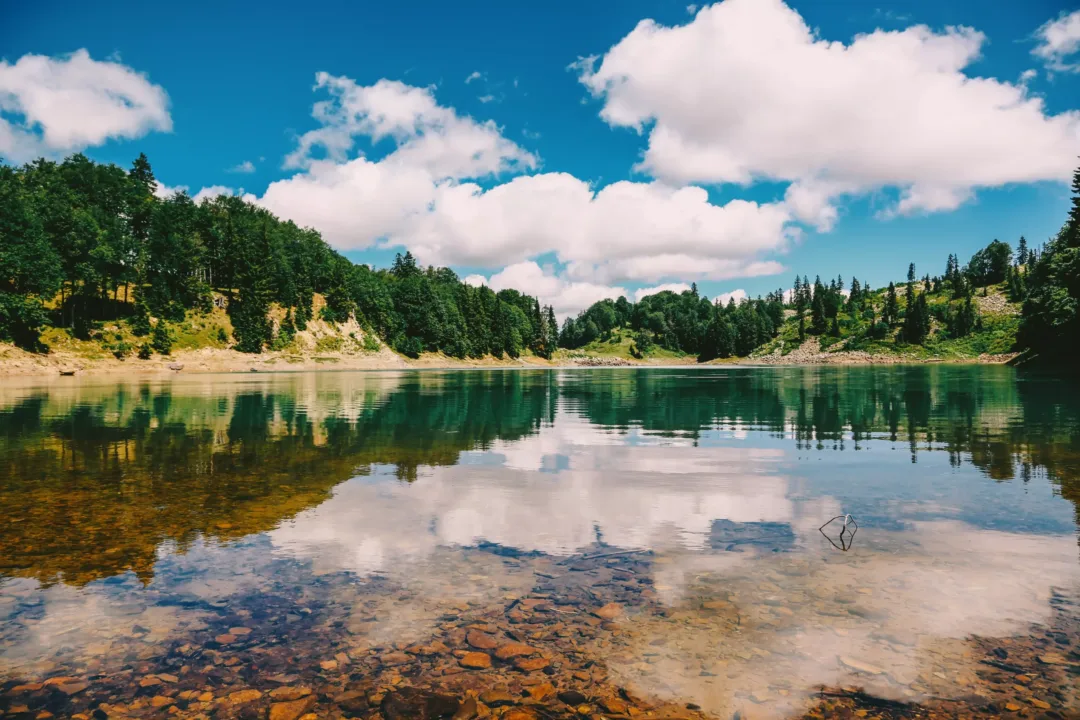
1, 154, 1078, 374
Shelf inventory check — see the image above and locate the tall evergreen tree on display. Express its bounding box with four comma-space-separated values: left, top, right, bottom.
884, 283, 899, 326
231, 221, 275, 353
545, 306, 559, 357
902, 291, 931, 344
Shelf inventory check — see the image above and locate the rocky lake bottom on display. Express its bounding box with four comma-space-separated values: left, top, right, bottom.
0, 367, 1078, 720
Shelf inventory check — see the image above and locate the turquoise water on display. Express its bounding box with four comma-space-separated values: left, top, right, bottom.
0, 367, 1077, 719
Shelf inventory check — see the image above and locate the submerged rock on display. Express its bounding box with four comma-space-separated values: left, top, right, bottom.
466, 630, 498, 650
381, 688, 460, 720
459, 652, 492, 669
478, 689, 516, 707
269, 696, 315, 720
494, 642, 538, 660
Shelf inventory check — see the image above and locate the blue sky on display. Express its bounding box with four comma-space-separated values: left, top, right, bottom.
2, 0, 1079, 315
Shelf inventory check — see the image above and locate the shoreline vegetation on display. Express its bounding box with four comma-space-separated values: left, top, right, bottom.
2, 153, 1078, 376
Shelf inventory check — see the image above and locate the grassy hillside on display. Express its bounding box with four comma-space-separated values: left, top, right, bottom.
1, 280, 1022, 373
751, 282, 1019, 362
556, 327, 693, 363
558, 280, 1021, 365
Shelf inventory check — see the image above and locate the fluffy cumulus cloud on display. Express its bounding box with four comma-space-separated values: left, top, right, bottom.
471, 261, 627, 320
397, 174, 791, 280
281, 74, 536, 177
631, 283, 746, 305
153, 183, 255, 205
251, 2, 1080, 319
0, 49, 171, 163
576, 0, 1080, 227
634, 283, 691, 301
152, 183, 188, 199
1033, 10, 1080, 72
716, 288, 748, 305
256, 73, 794, 313
192, 185, 244, 203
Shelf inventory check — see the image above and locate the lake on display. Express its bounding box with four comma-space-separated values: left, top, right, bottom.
0, 367, 1078, 720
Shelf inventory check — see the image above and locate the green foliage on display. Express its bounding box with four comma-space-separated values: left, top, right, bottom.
0, 294, 51, 349
230, 221, 275, 353
110, 339, 132, 359
150, 321, 173, 355
810, 280, 827, 334
1019, 165, 1080, 360
901, 291, 931, 344
945, 296, 979, 338
0, 164, 63, 348
966, 239, 1012, 286
137, 342, 151, 359
272, 309, 296, 350
883, 283, 899, 325
1006, 265, 1025, 301
130, 299, 151, 336
0, 150, 1062, 366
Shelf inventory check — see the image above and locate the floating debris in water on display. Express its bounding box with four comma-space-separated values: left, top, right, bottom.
820, 513, 858, 551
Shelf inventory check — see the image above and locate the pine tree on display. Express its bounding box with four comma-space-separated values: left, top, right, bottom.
1066, 165, 1080, 249
811, 288, 827, 335
232, 221, 274, 353
151, 320, 173, 355
130, 297, 151, 336
1017, 236, 1028, 265
902, 291, 931, 344
884, 283, 899, 325
276, 308, 296, 348
545, 306, 558, 356
907, 263, 916, 284
391, 251, 420, 278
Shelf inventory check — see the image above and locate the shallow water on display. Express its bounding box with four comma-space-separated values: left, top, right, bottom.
1, 367, 1078, 720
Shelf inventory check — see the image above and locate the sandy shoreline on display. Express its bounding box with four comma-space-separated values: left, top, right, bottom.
0, 342, 1017, 377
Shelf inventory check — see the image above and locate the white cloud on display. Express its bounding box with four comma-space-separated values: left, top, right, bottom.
478, 94, 496, 103
283, 74, 536, 178
228, 160, 255, 173
152, 183, 257, 204
1033, 10, 1080, 72
634, 283, 691, 301
192, 185, 236, 203
395, 174, 791, 281
152, 183, 188, 199
260, 157, 441, 245
577, 0, 1080, 225
478, 261, 627, 319
465, 71, 483, 84
716, 288, 748, 305
258, 74, 793, 288
463, 274, 487, 287
0, 49, 171, 163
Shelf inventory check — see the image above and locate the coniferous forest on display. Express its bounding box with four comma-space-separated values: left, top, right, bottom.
559, 164, 1080, 364
0, 153, 559, 360
1, 153, 1078, 365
